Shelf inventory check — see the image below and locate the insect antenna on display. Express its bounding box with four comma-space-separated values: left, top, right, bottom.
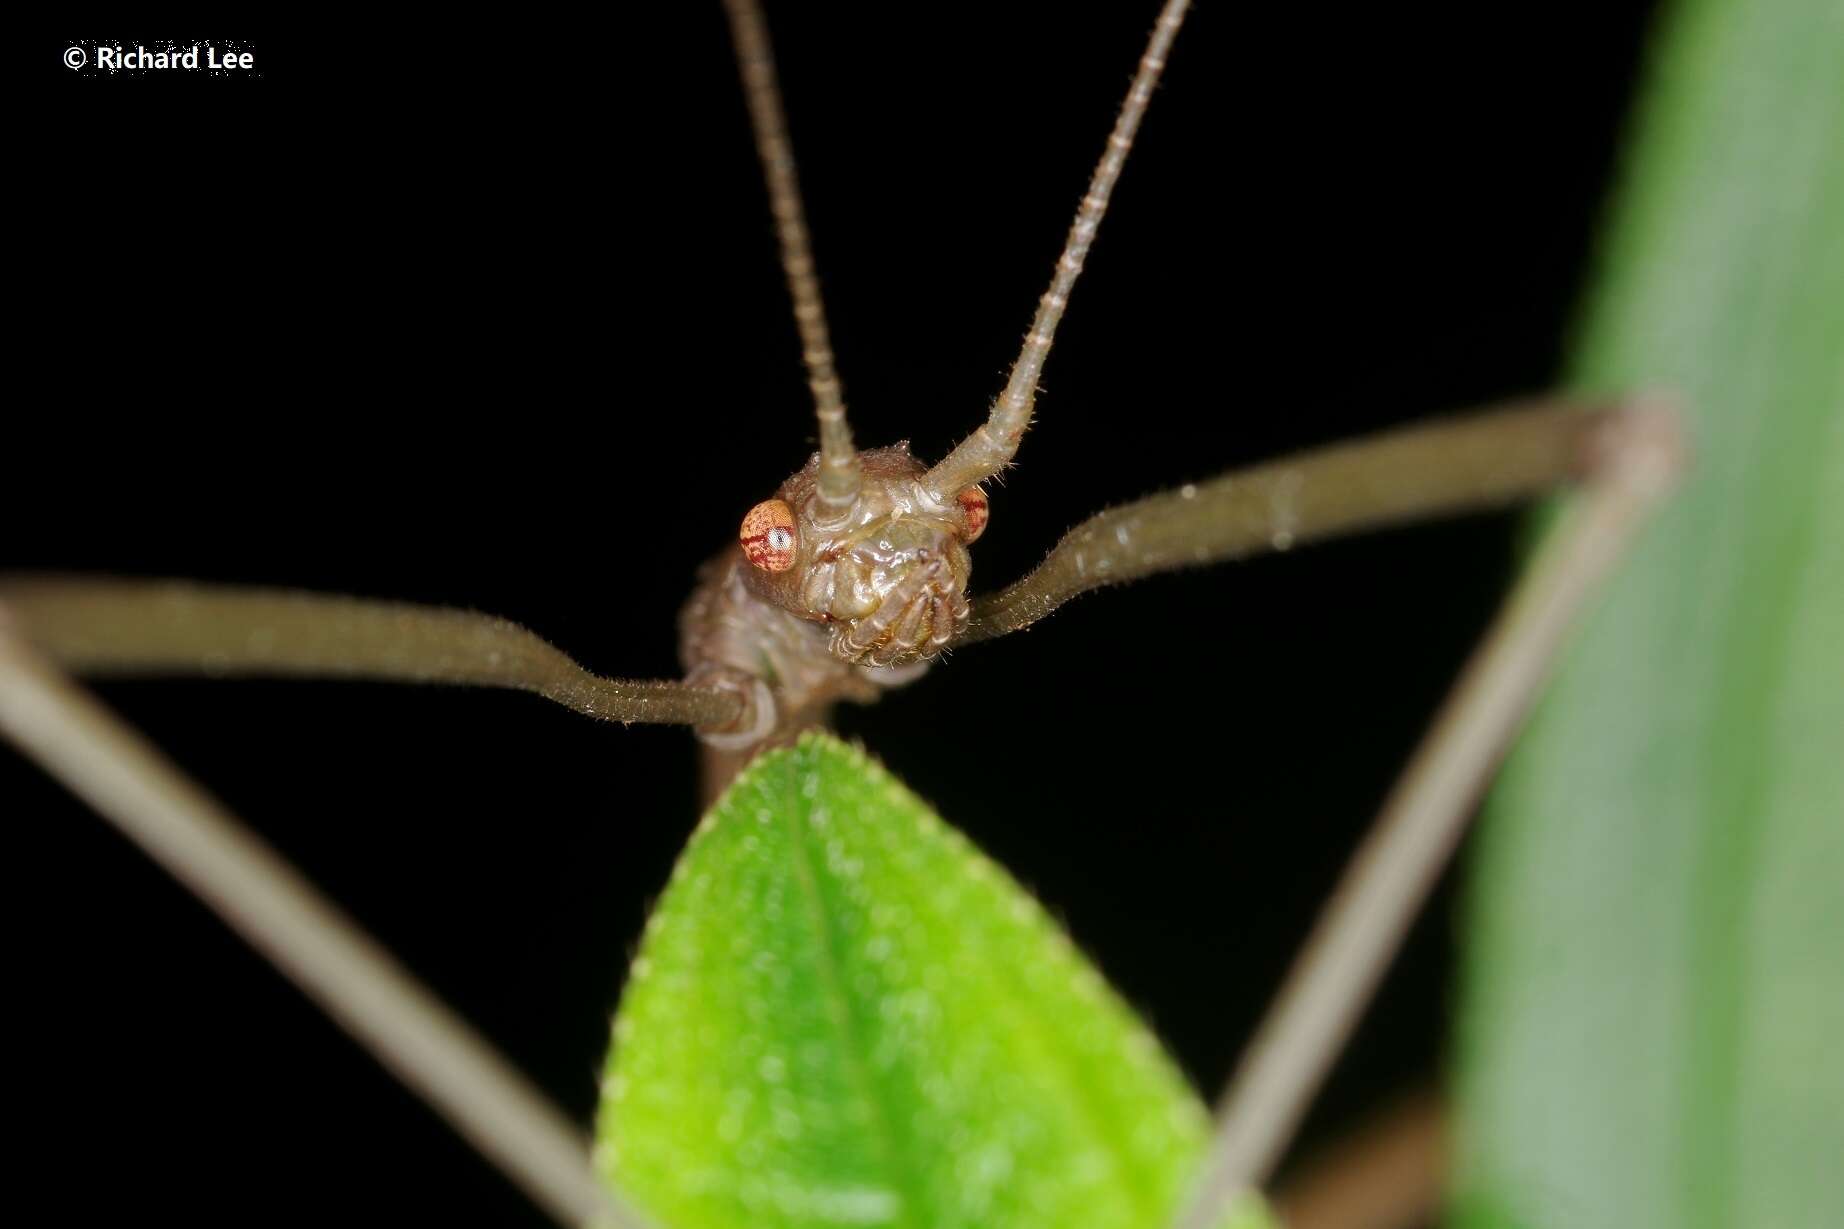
722, 0, 859, 513
922, 0, 1192, 500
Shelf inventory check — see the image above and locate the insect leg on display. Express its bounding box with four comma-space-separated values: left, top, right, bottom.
0, 621, 651, 1229
960, 397, 1651, 644
1167, 398, 1686, 1228
0, 577, 750, 734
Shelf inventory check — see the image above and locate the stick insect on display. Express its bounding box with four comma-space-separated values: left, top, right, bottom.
9, 2, 1678, 1225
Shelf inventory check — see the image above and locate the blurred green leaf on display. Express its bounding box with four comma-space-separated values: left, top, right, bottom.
596, 732, 1270, 1229
1455, 0, 1843, 1226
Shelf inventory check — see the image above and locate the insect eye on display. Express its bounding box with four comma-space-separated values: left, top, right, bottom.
740, 499, 799, 572
957, 487, 990, 543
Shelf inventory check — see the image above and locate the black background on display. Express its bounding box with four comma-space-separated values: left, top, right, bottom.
20, 4, 1654, 1224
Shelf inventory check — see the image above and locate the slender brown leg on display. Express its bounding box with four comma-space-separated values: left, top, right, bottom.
0, 577, 746, 732
960, 397, 1646, 645
0, 620, 650, 1229
1167, 399, 1686, 1229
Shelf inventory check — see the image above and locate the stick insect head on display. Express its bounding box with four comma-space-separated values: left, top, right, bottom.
737, 444, 988, 668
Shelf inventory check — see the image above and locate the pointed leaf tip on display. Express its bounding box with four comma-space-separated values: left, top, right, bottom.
597, 732, 1271, 1229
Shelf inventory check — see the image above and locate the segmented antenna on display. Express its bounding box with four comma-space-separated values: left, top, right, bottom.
924, 0, 1191, 500
723, 0, 860, 512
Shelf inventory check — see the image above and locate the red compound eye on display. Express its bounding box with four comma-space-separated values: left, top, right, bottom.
740, 499, 798, 572
957, 487, 989, 543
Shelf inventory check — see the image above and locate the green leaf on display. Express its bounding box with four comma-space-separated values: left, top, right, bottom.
1454, 0, 1844, 1227
596, 732, 1270, 1229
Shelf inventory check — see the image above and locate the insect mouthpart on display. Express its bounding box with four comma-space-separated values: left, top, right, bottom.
830, 550, 970, 668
